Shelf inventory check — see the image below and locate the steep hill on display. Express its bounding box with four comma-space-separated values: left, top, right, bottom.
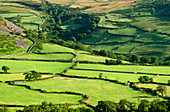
0, 16, 26, 36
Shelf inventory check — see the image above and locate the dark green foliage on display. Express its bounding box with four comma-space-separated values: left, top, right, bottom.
156, 85, 167, 96
16, 32, 21, 36
2, 66, 10, 73
168, 80, 170, 84
138, 76, 153, 83
0, 106, 11, 112
24, 71, 42, 81
22, 102, 93, 112
149, 99, 168, 112
96, 101, 117, 112
105, 59, 122, 65
138, 100, 150, 112
130, 54, 140, 63
99, 73, 103, 79
0, 35, 16, 52
96, 99, 169, 112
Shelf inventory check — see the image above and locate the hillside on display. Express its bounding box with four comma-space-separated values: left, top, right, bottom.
0, 0, 169, 111
0, 16, 26, 36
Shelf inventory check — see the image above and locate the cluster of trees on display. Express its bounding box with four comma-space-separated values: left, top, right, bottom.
138, 76, 153, 83
24, 71, 41, 81
105, 59, 122, 65
96, 99, 170, 112
0, 35, 16, 52
13, 99, 169, 112
41, 3, 100, 41
25, 30, 44, 52
19, 102, 94, 112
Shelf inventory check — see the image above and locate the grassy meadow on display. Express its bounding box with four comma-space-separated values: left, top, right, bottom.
137, 84, 170, 96
0, 60, 73, 73
0, 73, 54, 82
131, 16, 170, 34
66, 69, 155, 83
0, 83, 81, 105
19, 77, 164, 105
77, 64, 170, 75
7, 53, 74, 60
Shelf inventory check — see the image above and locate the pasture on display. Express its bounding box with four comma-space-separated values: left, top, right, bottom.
76, 53, 115, 62
19, 77, 164, 105
7, 53, 74, 60
131, 16, 170, 34
0, 73, 54, 82
108, 28, 142, 36
0, 60, 73, 73
0, 83, 81, 105
132, 44, 170, 54
137, 84, 170, 96
66, 69, 155, 83
77, 64, 170, 75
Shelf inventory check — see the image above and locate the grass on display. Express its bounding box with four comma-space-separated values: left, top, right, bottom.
153, 76, 170, 84
77, 64, 170, 75
66, 69, 155, 83
131, 16, 170, 34
115, 42, 141, 54
134, 33, 170, 43
91, 43, 122, 51
108, 28, 142, 36
19, 77, 164, 105
0, 73, 54, 82
42, 43, 87, 53
42, 43, 75, 52
80, 29, 109, 44
0, 60, 73, 73
76, 53, 115, 62
0, 13, 34, 18
0, 83, 81, 105
61, 22, 82, 30
0, 38, 33, 57
132, 44, 170, 54
137, 84, 170, 96
7, 53, 74, 60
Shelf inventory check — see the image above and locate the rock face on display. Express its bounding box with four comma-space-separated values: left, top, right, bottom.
15, 39, 28, 48
0, 17, 26, 36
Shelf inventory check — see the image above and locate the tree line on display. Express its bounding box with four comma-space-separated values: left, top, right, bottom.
2, 99, 168, 112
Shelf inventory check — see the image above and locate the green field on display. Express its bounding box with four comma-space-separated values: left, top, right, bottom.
80, 29, 109, 44
115, 42, 141, 54
134, 33, 170, 43
98, 14, 132, 28
131, 16, 170, 34
42, 43, 75, 52
8, 53, 74, 60
132, 44, 170, 54
0, 83, 81, 105
19, 77, 163, 105
137, 84, 170, 96
76, 53, 115, 62
66, 69, 155, 83
0, 13, 34, 18
0, 73, 54, 82
91, 43, 122, 51
77, 64, 170, 75
108, 28, 142, 36
0, 60, 73, 73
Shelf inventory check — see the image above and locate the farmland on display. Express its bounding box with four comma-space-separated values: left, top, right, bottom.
19, 77, 164, 105
0, 60, 73, 73
0, 0, 170, 111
